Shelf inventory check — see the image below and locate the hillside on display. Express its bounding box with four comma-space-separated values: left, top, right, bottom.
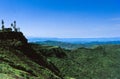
1, 31, 120, 79
48, 45, 120, 79
29, 39, 120, 79
0, 32, 64, 79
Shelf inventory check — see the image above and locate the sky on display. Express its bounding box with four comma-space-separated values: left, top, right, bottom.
0, 0, 120, 38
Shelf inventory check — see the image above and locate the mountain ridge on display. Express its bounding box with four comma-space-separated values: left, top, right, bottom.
0, 31, 64, 79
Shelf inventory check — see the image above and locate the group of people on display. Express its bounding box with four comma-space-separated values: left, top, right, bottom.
1, 20, 20, 32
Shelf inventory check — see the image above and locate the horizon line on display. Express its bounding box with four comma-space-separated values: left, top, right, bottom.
26, 36, 120, 39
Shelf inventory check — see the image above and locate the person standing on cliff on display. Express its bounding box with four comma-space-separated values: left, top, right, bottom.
1, 20, 4, 31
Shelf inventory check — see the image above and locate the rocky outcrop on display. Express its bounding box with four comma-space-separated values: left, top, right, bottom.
0, 32, 27, 44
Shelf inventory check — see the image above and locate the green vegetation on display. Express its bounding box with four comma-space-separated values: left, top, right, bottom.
1, 32, 120, 79
48, 45, 120, 79
0, 32, 63, 79
30, 43, 67, 58
31, 42, 120, 79
0, 47, 61, 79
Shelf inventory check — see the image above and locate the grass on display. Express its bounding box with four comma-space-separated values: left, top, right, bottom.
0, 43, 62, 79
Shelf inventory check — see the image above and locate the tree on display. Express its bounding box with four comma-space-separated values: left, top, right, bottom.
1, 20, 4, 31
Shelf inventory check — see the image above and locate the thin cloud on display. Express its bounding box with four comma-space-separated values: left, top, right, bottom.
115, 23, 120, 26
111, 18, 120, 21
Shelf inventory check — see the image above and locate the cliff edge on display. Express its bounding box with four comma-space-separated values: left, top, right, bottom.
0, 31, 63, 79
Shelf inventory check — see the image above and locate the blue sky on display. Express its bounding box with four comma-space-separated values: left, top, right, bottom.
0, 0, 120, 38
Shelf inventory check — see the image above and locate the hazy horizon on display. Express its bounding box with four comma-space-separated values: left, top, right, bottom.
28, 37, 120, 43
27, 36, 120, 38
0, 0, 120, 38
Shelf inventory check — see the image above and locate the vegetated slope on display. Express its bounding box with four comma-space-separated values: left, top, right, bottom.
2, 32, 120, 79
0, 32, 63, 79
30, 43, 67, 58
47, 45, 120, 79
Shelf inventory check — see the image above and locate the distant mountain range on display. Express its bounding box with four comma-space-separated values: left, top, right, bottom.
28, 37, 120, 44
